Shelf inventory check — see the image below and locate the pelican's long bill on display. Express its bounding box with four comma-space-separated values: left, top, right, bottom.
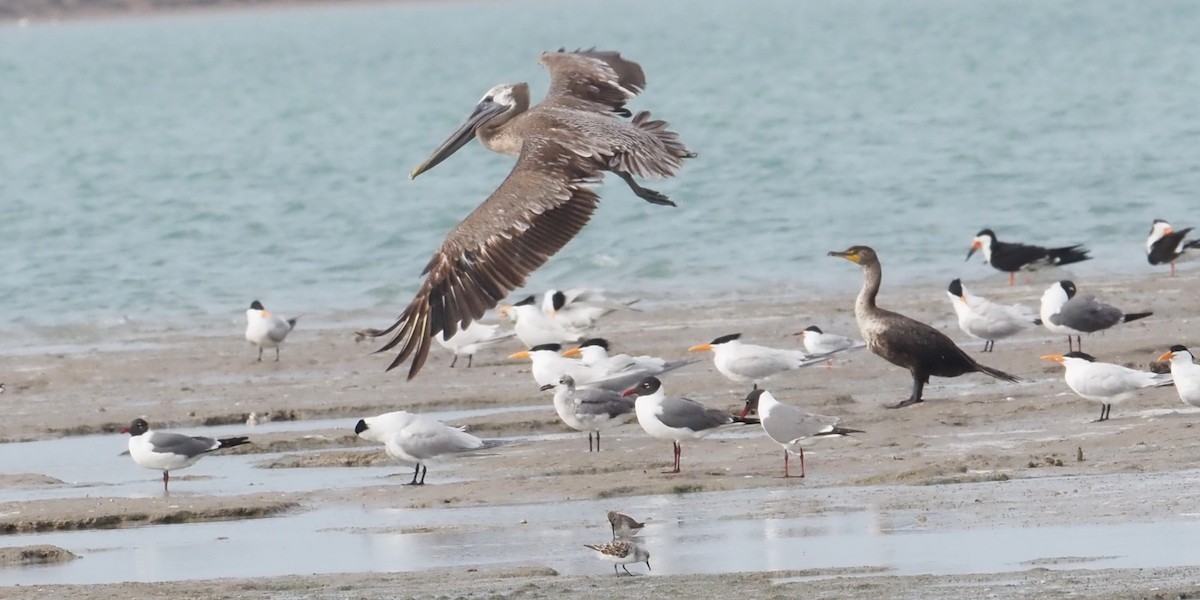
410, 98, 507, 179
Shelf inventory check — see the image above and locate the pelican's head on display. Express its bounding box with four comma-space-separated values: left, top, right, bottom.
828, 245, 878, 266
967, 229, 995, 262
410, 83, 531, 179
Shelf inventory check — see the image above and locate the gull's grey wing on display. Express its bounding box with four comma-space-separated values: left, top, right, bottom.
656, 396, 732, 431
147, 431, 219, 458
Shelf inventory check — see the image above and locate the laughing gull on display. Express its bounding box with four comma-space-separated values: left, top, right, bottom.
1041, 352, 1174, 421
967, 229, 1092, 286
624, 376, 756, 473
688, 333, 833, 390
584, 539, 650, 576
500, 295, 588, 348
608, 510, 645, 539
1157, 346, 1200, 408
245, 300, 298, 362
740, 388, 862, 478
354, 411, 504, 485
1146, 219, 1200, 277
435, 320, 516, 368
540, 374, 635, 452
122, 418, 250, 492
946, 279, 1039, 352
542, 288, 638, 330
1039, 281, 1152, 352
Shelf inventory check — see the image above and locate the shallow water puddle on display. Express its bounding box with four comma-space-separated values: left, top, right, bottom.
2, 488, 1200, 585
0, 405, 543, 502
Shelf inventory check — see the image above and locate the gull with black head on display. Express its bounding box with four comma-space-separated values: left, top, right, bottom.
121, 418, 250, 492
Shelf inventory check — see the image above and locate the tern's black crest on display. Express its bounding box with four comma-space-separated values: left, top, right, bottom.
580, 338, 610, 350
250, 300, 264, 310
530, 343, 563, 353
947, 278, 963, 297
551, 291, 567, 311
354, 419, 369, 435
710, 333, 742, 345
1064, 351, 1096, 362
1170, 344, 1190, 353
804, 326, 822, 334
514, 295, 537, 307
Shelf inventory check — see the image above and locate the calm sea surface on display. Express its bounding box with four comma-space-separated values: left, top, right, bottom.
2, 0, 1199, 331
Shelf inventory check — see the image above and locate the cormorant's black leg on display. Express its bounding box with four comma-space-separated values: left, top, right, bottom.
888, 374, 925, 409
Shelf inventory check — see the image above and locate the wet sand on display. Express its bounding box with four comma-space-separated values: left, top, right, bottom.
2, 268, 1200, 598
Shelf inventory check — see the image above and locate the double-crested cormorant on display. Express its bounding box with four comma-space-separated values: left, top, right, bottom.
829, 246, 1020, 408
967, 229, 1091, 286
740, 388, 862, 478
1146, 220, 1200, 277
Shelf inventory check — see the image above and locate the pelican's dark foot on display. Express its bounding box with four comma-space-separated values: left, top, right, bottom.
616, 171, 676, 207
886, 398, 923, 409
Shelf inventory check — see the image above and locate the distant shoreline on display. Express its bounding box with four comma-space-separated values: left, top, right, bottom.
0, 0, 484, 24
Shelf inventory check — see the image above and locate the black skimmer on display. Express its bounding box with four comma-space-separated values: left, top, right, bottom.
967, 229, 1091, 286
245, 300, 298, 362
122, 418, 250, 492
1039, 281, 1152, 352
1146, 219, 1200, 277
946, 278, 1039, 352
829, 246, 1020, 409
1041, 352, 1174, 422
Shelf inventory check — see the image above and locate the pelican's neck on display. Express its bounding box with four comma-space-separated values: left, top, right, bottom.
477, 96, 529, 157
855, 262, 882, 317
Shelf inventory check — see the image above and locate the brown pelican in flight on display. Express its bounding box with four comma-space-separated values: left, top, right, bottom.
361, 49, 696, 379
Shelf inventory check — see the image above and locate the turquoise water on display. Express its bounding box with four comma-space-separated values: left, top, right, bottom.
2, 0, 1199, 330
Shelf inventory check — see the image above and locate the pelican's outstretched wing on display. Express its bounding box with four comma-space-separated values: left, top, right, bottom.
539, 49, 646, 115
366, 138, 602, 380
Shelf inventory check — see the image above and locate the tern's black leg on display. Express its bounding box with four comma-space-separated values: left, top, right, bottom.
615, 171, 676, 206
257, 347, 263, 362
449, 355, 459, 368
596, 430, 601, 452
467, 355, 473, 368
417, 464, 427, 485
